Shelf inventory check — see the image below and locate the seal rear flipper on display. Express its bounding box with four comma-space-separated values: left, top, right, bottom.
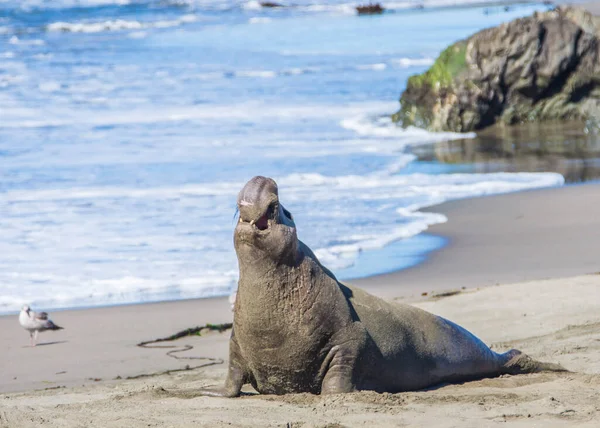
500, 349, 569, 374
198, 333, 248, 398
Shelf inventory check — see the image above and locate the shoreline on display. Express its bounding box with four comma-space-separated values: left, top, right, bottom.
3, 179, 591, 318
2, 181, 599, 394
0, 179, 567, 318
352, 181, 600, 297
0, 179, 578, 318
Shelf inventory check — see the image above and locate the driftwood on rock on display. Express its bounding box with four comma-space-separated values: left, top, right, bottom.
393, 7, 600, 132
260, 2, 284, 8
356, 3, 385, 16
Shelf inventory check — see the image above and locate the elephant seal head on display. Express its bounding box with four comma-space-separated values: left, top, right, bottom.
234, 176, 298, 267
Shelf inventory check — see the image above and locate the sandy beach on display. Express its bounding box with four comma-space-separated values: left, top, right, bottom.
2, 181, 599, 427
353, 182, 600, 297
3, 275, 600, 427
3, 0, 600, 426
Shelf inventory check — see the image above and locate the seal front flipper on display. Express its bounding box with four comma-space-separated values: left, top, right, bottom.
319, 344, 357, 394
319, 325, 368, 394
197, 364, 245, 397
197, 332, 248, 398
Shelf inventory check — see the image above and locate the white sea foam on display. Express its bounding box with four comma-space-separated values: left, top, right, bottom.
0, 101, 394, 129
128, 31, 148, 39
341, 114, 476, 140
48, 20, 141, 32
392, 57, 435, 68
0, 154, 564, 315
0, 272, 236, 316
282, 67, 314, 75
301, 3, 356, 14
9, 36, 44, 45
38, 81, 61, 92
32, 53, 53, 60
177, 59, 427, 84
242, 0, 263, 10
4, 0, 131, 10
356, 63, 387, 71
249, 17, 272, 24
234, 70, 277, 78
279, 170, 564, 270
2, 182, 242, 203
47, 15, 198, 33
241, 1, 357, 15
0, 74, 25, 87
385, 0, 513, 10
315, 211, 447, 269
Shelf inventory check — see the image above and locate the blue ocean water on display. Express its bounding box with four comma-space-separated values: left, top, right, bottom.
0, 0, 563, 314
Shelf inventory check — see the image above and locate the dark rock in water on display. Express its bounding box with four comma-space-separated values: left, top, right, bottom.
392, 7, 600, 132
356, 3, 385, 16
260, 1, 284, 8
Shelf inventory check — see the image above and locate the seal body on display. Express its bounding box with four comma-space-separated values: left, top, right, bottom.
204, 176, 561, 397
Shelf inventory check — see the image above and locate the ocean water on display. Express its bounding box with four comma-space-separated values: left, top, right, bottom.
0, 0, 563, 314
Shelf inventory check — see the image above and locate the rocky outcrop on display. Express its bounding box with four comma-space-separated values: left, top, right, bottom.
392, 7, 600, 132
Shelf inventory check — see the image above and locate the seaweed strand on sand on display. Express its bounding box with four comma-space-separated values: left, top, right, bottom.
133, 323, 233, 376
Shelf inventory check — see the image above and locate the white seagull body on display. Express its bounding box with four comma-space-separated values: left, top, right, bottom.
19, 305, 63, 347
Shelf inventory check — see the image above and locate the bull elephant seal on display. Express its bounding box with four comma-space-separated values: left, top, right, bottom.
202, 176, 564, 397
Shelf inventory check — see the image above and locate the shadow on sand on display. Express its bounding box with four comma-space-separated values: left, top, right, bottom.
23, 340, 69, 348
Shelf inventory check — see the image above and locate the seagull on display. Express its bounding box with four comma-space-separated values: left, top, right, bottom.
19, 305, 64, 347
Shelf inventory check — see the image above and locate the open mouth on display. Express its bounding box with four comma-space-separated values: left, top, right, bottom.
239, 201, 280, 232
254, 212, 269, 231
252, 202, 276, 231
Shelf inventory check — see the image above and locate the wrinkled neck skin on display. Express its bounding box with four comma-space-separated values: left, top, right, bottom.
236, 238, 315, 298
235, 228, 300, 280
232, 175, 334, 319
234, 219, 308, 313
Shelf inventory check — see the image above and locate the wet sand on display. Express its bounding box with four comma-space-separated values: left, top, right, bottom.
353, 182, 600, 298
